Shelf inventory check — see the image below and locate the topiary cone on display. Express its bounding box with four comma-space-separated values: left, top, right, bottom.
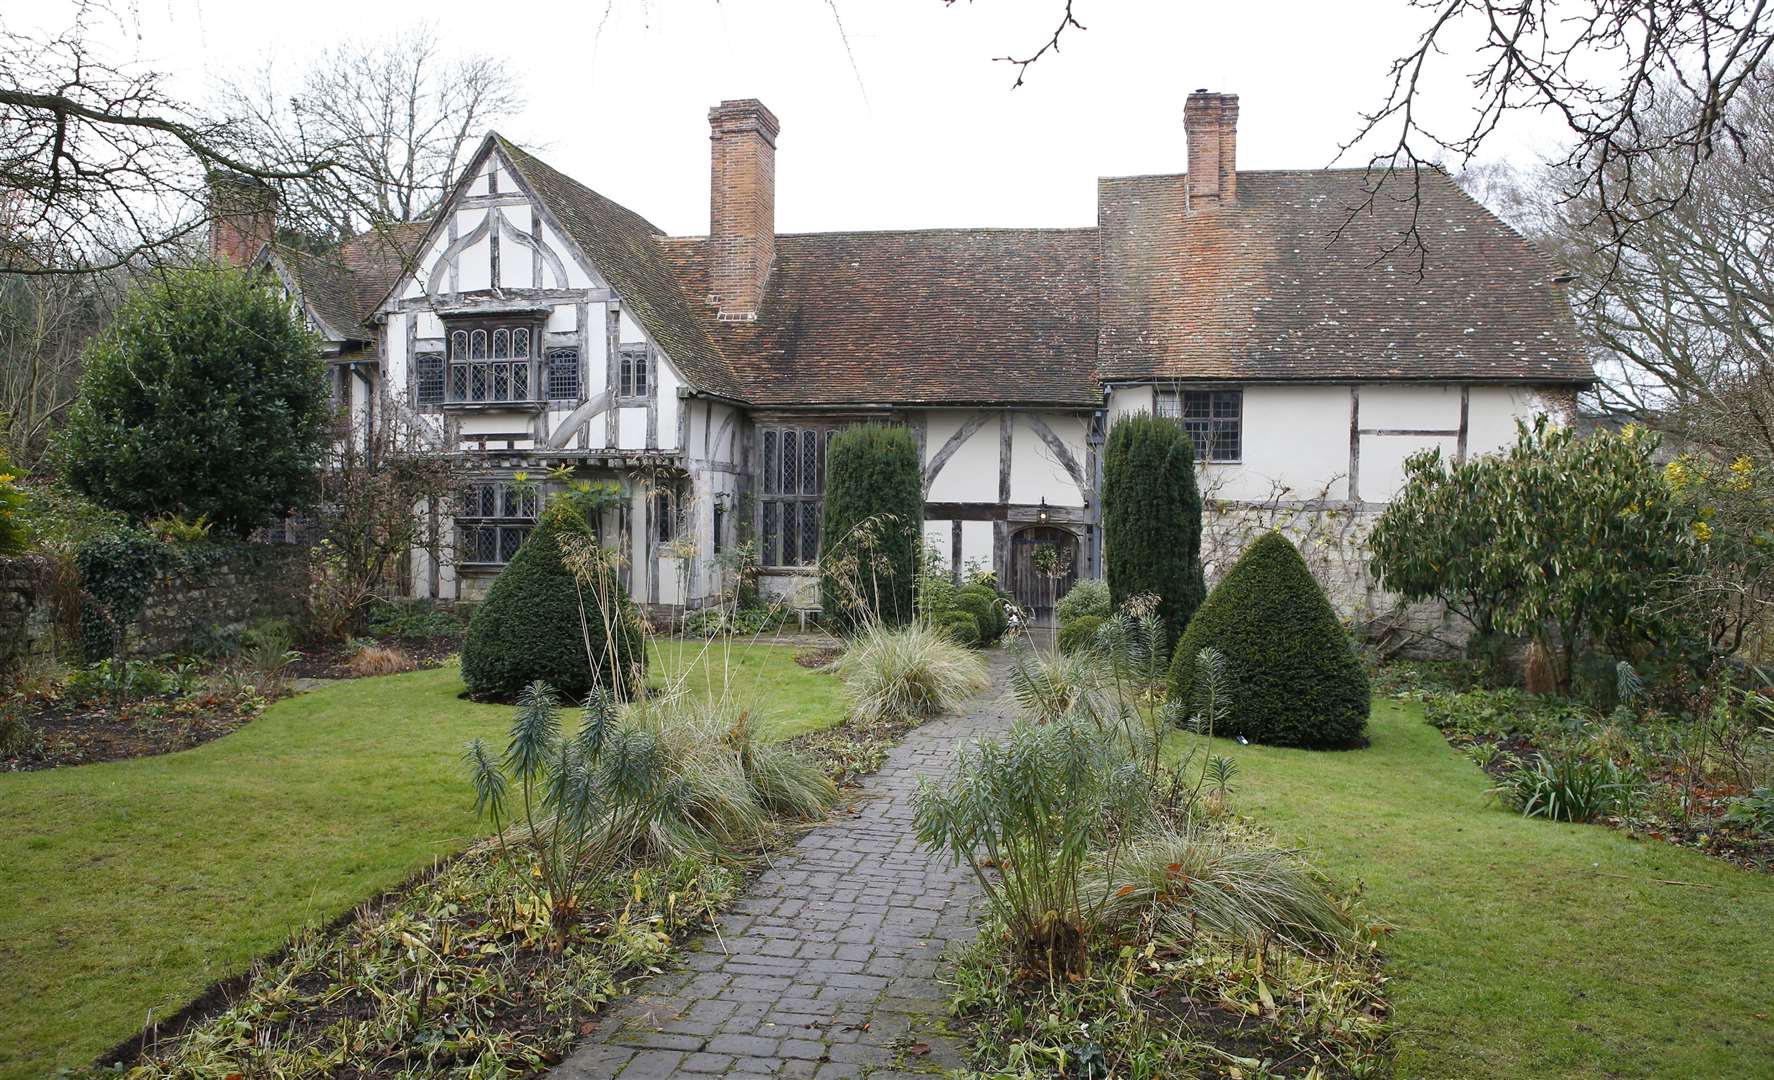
1168, 531, 1369, 748
461, 505, 646, 702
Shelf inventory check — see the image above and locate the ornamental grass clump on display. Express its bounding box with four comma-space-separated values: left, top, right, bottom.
1087, 828, 1356, 956
915, 717, 1152, 979
829, 620, 991, 725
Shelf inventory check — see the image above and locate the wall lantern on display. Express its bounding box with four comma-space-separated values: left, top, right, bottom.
1038, 497, 1049, 523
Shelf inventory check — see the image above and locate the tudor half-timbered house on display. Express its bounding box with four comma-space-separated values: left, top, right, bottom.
219, 90, 1591, 626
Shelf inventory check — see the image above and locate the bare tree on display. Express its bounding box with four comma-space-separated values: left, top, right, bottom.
0, 259, 122, 466
0, 4, 333, 275
1352, 0, 1774, 265
213, 26, 523, 243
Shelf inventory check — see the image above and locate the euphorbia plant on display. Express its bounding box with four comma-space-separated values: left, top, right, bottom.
465, 681, 669, 950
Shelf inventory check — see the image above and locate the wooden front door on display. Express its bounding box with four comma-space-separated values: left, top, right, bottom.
1006, 526, 1079, 626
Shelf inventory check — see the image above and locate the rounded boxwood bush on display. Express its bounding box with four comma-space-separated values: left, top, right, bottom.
936, 610, 981, 648
1055, 578, 1110, 625
461, 505, 645, 702
1058, 614, 1104, 655
1168, 532, 1369, 748
955, 586, 1002, 643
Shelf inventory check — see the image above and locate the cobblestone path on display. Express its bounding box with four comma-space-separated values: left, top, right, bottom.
555, 651, 1014, 1079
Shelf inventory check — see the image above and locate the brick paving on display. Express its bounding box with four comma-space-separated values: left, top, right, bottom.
554, 650, 1015, 1079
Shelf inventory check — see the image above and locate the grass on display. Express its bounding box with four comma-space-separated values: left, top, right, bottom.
0, 642, 845, 1080
1183, 698, 1774, 1078
647, 636, 848, 741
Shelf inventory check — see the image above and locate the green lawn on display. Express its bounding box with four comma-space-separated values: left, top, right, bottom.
0, 642, 844, 1080
1193, 699, 1774, 1078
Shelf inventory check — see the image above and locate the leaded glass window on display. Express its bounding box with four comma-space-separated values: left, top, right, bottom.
757, 424, 835, 567
1155, 388, 1242, 462
546, 348, 581, 400
458, 479, 538, 566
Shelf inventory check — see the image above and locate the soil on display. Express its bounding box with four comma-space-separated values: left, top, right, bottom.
0, 691, 262, 772
793, 644, 842, 669
285, 636, 463, 681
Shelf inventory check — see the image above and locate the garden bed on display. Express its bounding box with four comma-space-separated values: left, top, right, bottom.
1382, 661, 1774, 874
0, 687, 264, 771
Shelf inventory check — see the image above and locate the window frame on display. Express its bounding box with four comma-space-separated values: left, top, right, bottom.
442, 316, 542, 405
457, 478, 539, 568
756, 424, 834, 568
617, 342, 650, 400
1155, 386, 1243, 463
544, 346, 582, 402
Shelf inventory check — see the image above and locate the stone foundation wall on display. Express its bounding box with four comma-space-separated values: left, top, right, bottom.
0, 545, 306, 670
1200, 502, 1467, 659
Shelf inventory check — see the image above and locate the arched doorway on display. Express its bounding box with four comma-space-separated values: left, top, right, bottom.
1006, 525, 1080, 626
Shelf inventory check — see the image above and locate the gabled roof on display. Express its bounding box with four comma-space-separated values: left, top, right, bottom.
493, 137, 743, 400
265, 220, 429, 346
659, 229, 1100, 407
1096, 169, 1590, 383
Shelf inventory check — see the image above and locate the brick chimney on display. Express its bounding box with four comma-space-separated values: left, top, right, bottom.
207, 171, 278, 267
707, 99, 779, 321
1184, 90, 1239, 209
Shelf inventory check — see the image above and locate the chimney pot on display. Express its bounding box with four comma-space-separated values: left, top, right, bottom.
1184, 90, 1239, 209
708, 99, 779, 321
207, 171, 278, 267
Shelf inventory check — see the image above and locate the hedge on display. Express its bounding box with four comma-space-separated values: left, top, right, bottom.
1055, 579, 1110, 625
1103, 414, 1204, 647
955, 586, 1003, 644
1168, 532, 1369, 748
1058, 614, 1104, 655
819, 426, 922, 630
936, 610, 981, 648
461, 505, 645, 701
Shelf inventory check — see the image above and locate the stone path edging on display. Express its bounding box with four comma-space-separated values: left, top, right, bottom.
554, 651, 1013, 1079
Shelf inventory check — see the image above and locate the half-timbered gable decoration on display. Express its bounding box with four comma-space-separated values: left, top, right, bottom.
239, 89, 1591, 628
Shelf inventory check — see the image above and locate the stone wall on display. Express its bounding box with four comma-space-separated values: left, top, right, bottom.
0, 556, 64, 671
1200, 502, 1467, 659
0, 544, 306, 670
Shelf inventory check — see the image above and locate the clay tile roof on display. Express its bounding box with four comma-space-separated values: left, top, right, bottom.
658, 228, 1101, 407
338, 220, 432, 326
494, 137, 742, 400
272, 220, 431, 345
1096, 169, 1591, 384
272, 246, 360, 342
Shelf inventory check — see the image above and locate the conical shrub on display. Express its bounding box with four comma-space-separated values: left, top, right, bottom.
461, 504, 646, 702
1168, 532, 1369, 748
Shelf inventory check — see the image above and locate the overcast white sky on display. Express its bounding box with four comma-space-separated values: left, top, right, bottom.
37, 0, 1572, 236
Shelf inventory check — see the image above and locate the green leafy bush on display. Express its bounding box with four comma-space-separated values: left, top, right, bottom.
954, 586, 1002, 644
936, 610, 981, 648
60, 267, 330, 536
75, 527, 165, 661
681, 602, 789, 639
1057, 614, 1104, 655
829, 621, 990, 725
819, 426, 922, 629
1370, 419, 1697, 691
368, 598, 465, 642
1169, 532, 1370, 748
461, 506, 645, 702
1055, 578, 1110, 625
0, 452, 29, 556
1103, 415, 1204, 647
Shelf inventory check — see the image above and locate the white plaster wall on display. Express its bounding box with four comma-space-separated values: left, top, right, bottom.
1198, 385, 1352, 502
453, 210, 492, 292
384, 312, 408, 391
1108, 386, 1153, 422
1360, 383, 1462, 430
1010, 412, 1088, 507
922, 520, 951, 559
618, 407, 647, 448
960, 520, 994, 575
657, 363, 682, 451
1466, 385, 1546, 456
924, 411, 998, 503
1361, 435, 1460, 500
